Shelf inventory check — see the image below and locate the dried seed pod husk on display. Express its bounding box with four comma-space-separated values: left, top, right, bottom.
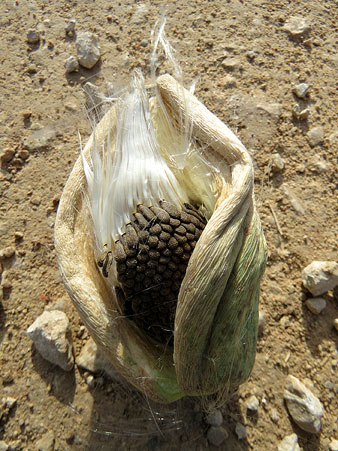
54, 74, 267, 404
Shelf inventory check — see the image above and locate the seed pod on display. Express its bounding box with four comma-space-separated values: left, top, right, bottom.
54, 73, 267, 404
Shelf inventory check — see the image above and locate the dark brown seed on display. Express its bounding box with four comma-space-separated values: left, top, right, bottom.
159, 231, 170, 242
149, 250, 160, 259
138, 230, 149, 243
147, 260, 158, 269
126, 258, 138, 268
153, 274, 162, 284
150, 206, 170, 223
114, 241, 126, 262
173, 246, 184, 256
168, 261, 177, 271
169, 218, 181, 227
138, 204, 155, 221
145, 269, 156, 278
149, 224, 162, 235
136, 273, 145, 282
186, 233, 195, 241
157, 240, 166, 251
175, 225, 187, 235
161, 223, 173, 233
136, 264, 146, 273
163, 270, 173, 279
168, 237, 178, 249
162, 248, 172, 257
148, 235, 159, 248
157, 264, 166, 273
174, 233, 187, 244
160, 200, 181, 219
134, 212, 149, 228
125, 224, 139, 248
125, 269, 137, 278
117, 262, 127, 274
183, 243, 192, 252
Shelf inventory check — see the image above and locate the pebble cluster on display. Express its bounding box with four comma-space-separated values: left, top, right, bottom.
99, 200, 207, 344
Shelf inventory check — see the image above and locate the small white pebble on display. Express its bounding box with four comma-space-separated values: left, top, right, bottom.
246, 395, 259, 412
305, 297, 326, 315
271, 153, 284, 172
293, 83, 309, 99
65, 55, 79, 73
307, 127, 324, 147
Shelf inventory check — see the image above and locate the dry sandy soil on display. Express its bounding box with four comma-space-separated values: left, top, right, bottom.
0, 1, 337, 450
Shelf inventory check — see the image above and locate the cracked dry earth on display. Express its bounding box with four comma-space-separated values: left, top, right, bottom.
0, 1, 337, 450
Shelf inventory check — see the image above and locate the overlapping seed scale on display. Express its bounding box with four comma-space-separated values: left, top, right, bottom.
113, 200, 206, 344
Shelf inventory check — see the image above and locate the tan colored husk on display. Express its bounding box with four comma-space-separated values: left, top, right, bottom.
54, 74, 267, 404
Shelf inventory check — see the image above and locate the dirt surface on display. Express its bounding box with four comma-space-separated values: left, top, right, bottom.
0, 1, 337, 450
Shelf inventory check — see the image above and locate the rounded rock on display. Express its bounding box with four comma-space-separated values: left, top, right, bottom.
205, 410, 223, 427
246, 395, 259, 412
283, 375, 323, 434
64, 55, 79, 73
305, 297, 326, 315
27, 29, 40, 44
207, 426, 228, 447
76, 32, 101, 69
302, 261, 338, 296
293, 83, 309, 99
307, 127, 324, 147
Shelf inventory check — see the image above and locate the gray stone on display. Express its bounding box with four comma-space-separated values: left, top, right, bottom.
293, 83, 309, 99
27, 29, 40, 44
292, 104, 310, 120
221, 58, 241, 71
271, 153, 284, 172
27, 310, 74, 371
329, 439, 338, 451
235, 422, 247, 440
76, 337, 119, 380
35, 431, 55, 451
76, 32, 101, 69
284, 375, 323, 434
65, 19, 76, 34
305, 297, 326, 315
64, 55, 79, 73
302, 261, 338, 296
283, 16, 311, 38
205, 410, 223, 427
246, 395, 259, 412
278, 433, 300, 451
207, 426, 228, 447
307, 127, 324, 147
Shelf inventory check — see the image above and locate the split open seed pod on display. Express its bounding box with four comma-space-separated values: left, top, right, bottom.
54, 73, 267, 404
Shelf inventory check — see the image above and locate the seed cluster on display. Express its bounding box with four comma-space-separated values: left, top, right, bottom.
102, 201, 207, 344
